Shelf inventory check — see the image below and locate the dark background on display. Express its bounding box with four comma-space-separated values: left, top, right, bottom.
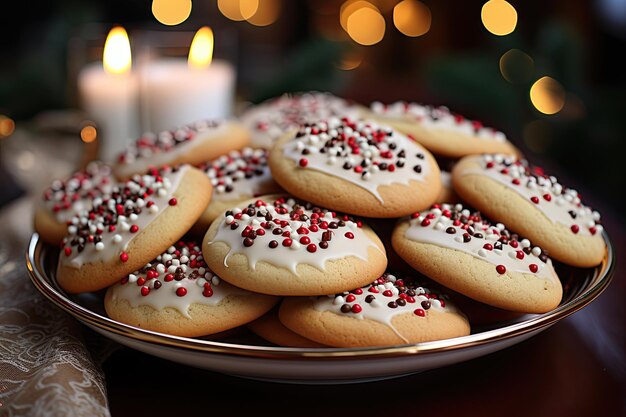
1, 0, 625, 215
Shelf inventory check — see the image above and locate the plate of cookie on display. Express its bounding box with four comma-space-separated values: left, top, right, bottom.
26, 93, 615, 384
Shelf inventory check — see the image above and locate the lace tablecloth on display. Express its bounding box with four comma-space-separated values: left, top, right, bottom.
0, 197, 112, 417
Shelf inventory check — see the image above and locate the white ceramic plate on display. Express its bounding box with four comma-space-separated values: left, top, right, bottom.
26, 233, 615, 384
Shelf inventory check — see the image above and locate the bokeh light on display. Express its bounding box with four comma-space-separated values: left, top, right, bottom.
336, 50, 363, 70
80, 125, 97, 143
530, 76, 566, 115
481, 0, 517, 36
0, 115, 15, 138
247, 0, 280, 26
240, 0, 259, 20
218, 0, 246, 21
151, 0, 192, 26
393, 0, 431, 37
344, 3, 386, 46
499, 49, 534, 83
340, 0, 378, 32
102, 26, 132, 74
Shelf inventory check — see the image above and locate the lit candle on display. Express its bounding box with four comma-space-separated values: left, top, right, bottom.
140, 27, 236, 133
78, 26, 140, 162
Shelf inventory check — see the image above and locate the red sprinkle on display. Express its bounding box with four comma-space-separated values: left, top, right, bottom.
383, 290, 393, 297
130, 225, 139, 233
120, 252, 129, 263
421, 218, 431, 227
516, 250, 525, 260
346, 294, 356, 302
168, 198, 178, 206
531, 196, 540, 204
571, 225, 580, 234
299, 158, 308, 167
351, 304, 362, 313
414, 309, 425, 317
496, 265, 506, 274
64, 247, 72, 256
529, 264, 539, 273
543, 194, 552, 201
483, 243, 493, 251
282, 238, 293, 247
299, 236, 311, 245
176, 287, 187, 297
141, 286, 150, 296
307, 243, 317, 253
344, 232, 354, 239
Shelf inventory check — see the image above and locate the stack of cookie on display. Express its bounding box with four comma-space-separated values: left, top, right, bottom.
34, 92, 607, 348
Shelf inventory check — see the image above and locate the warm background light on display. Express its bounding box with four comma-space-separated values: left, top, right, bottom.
80, 125, 98, 143
530, 76, 566, 115
344, 2, 385, 46
102, 26, 132, 74
499, 48, 534, 83
240, 0, 259, 20
151, 0, 192, 26
0, 115, 15, 138
188, 26, 214, 69
340, 1, 378, 32
218, 0, 246, 21
336, 50, 363, 70
481, 0, 517, 36
247, 0, 280, 26
393, 0, 431, 37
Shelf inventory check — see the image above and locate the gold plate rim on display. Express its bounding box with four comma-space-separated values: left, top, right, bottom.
26, 232, 615, 360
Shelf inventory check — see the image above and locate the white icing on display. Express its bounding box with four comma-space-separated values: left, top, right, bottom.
403, 203, 558, 281
108, 242, 249, 318
116, 120, 228, 178
240, 91, 361, 148
312, 274, 453, 343
440, 170, 452, 188
462, 154, 601, 237
207, 196, 382, 274
371, 101, 507, 142
280, 118, 432, 203
60, 165, 189, 268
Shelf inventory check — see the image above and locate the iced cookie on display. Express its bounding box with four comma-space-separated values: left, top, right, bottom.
279, 273, 470, 348
105, 241, 278, 337
365, 101, 518, 158
34, 161, 114, 245
269, 118, 442, 218
57, 165, 212, 294
193, 147, 283, 232
451, 154, 606, 267
239, 91, 363, 149
113, 119, 250, 180
392, 203, 563, 313
247, 305, 326, 348
203, 195, 387, 296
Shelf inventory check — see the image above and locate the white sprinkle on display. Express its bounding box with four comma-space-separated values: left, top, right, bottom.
95, 242, 104, 251
334, 296, 345, 305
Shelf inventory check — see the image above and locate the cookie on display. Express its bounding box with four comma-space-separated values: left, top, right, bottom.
451, 154, 606, 267
105, 241, 279, 337
279, 273, 470, 348
113, 119, 250, 180
391, 203, 563, 313
202, 195, 387, 296
34, 161, 114, 245
435, 170, 460, 204
365, 101, 519, 158
192, 147, 283, 233
57, 165, 212, 294
247, 305, 326, 348
239, 91, 364, 149
268, 117, 442, 218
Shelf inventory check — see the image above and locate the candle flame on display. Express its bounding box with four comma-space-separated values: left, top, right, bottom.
103, 26, 132, 74
188, 26, 214, 69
